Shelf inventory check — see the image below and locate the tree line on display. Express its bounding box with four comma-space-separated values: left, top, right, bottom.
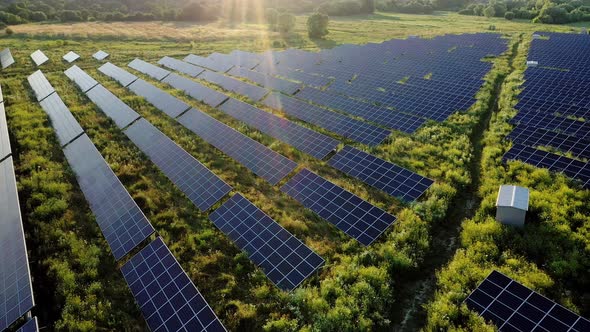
458, 0, 590, 23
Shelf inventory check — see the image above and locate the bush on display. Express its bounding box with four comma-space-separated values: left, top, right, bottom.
30, 11, 47, 22
505, 11, 515, 20
307, 12, 329, 38
0, 11, 25, 25
5, 27, 13, 35
61, 10, 83, 22
484, 6, 496, 17
277, 13, 296, 33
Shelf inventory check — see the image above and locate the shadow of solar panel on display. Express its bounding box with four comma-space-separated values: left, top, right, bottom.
503, 144, 590, 189
93, 50, 109, 61
508, 124, 590, 160
63, 134, 155, 260
125, 119, 232, 211
263, 92, 390, 146
99, 62, 138, 87
465, 270, 590, 332
16, 317, 38, 332
198, 70, 269, 102
295, 88, 426, 134
177, 109, 297, 185
281, 169, 397, 245
184, 54, 233, 73
510, 109, 590, 141
63, 51, 80, 63
219, 98, 339, 159
27, 70, 55, 101
210, 194, 325, 290
128, 58, 170, 81
30, 50, 49, 66
162, 73, 229, 107
0, 48, 15, 69
0, 84, 3, 103
0, 158, 35, 332
39, 94, 84, 147
85, 85, 140, 129
0, 103, 11, 161
64, 65, 99, 93
121, 237, 227, 332
158, 56, 205, 77
227, 67, 300, 95
127, 79, 191, 118
329, 146, 433, 202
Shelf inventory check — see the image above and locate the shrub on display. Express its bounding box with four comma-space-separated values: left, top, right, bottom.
484, 6, 496, 17
0, 11, 25, 25
307, 12, 329, 38
505, 11, 515, 20
277, 13, 296, 33
5, 27, 13, 35
61, 10, 83, 22
30, 11, 47, 22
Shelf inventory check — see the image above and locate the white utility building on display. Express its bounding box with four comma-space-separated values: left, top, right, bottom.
496, 185, 529, 227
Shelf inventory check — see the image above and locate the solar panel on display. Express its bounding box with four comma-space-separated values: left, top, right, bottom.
0, 103, 11, 162
128, 58, 171, 81
263, 92, 390, 146
98, 62, 138, 87
93, 50, 109, 61
158, 56, 205, 77
124, 119, 232, 211
511, 109, 590, 141
218, 98, 339, 159
0, 48, 15, 69
39, 93, 84, 147
30, 50, 49, 66
465, 270, 590, 332
507, 124, 590, 160
177, 109, 297, 185
0, 158, 35, 332
16, 317, 38, 332
209, 194, 325, 290
121, 237, 227, 332
281, 169, 397, 245
207, 52, 259, 70
329, 146, 434, 202
63, 51, 80, 63
63, 134, 155, 260
184, 54, 233, 73
27, 70, 55, 102
227, 67, 300, 95
197, 70, 269, 102
85, 84, 141, 129
162, 73, 229, 107
64, 65, 99, 93
128, 79, 191, 118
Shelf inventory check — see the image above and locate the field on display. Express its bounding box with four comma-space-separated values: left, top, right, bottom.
1, 11, 589, 332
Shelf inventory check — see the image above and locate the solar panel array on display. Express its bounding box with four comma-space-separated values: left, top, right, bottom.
128, 79, 191, 118
263, 92, 390, 146
128, 58, 171, 81
162, 73, 228, 107
27, 70, 55, 101
218, 98, 339, 159
281, 169, 397, 245
93, 50, 109, 61
30, 50, 49, 66
63, 51, 80, 63
177, 109, 297, 185
0, 103, 11, 162
207, 52, 259, 70
158, 56, 205, 77
227, 66, 300, 95
98, 62, 138, 87
209, 194, 325, 290
465, 270, 590, 332
504, 32, 590, 188
65, 65, 99, 93
197, 70, 269, 102
329, 146, 433, 201
86, 84, 141, 129
39, 93, 84, 147
0, 48, 15, 69
124, 119, 232, 211
121, 237, 227, 332
0, 158, 35, 332
184, 54, 233, 73
16, 317, 39, 332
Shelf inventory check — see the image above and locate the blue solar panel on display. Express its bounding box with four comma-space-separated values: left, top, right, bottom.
207, 52, 259, 70
0, 103, 11, 162
64, 65, 99, 93
128, 58, 171, 81
1, 157, 35, 332
158, 56, 205, 77
124, 119, 232, 211
16, 317, 38, 332
98, 62, 138, 87
263, 92, 390, 146
85, 84, 141, 129
329, 146, 433, 201
465, 270, 590, 332
63, 134, 155, 260
281, 169, 397, 245
27, 70, 55, 101
510, 109, 590, 141
127, 79, 191, 118
507, 124, 590, 160
184, 54, 233, 73
209, 194, 325, 290
162, 73, 229, 108
39, 93, 84, 147
227, 67, 300, 95
197, 70, 269, 102
121, 237, 227, 332
177, 109, 297, 185
218, 98, 339, 159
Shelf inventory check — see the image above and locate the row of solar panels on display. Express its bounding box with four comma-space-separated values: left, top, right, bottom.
503, 32, 590, 189
0, 48, 110, 70
0, 85, 38, 332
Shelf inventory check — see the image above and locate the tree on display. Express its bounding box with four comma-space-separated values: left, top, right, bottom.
505, 11, 515, 19
484, 5, 496, 17
277, 13, 296, 33
361, 0, 376, 13
30, 11, 48, 22
307, 12, 329, 38
265, 8, 279, 31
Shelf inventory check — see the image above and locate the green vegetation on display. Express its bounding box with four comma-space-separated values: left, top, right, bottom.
307, 12, 330, 38
459, 0, 590, 23
0, 10, 587, 331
